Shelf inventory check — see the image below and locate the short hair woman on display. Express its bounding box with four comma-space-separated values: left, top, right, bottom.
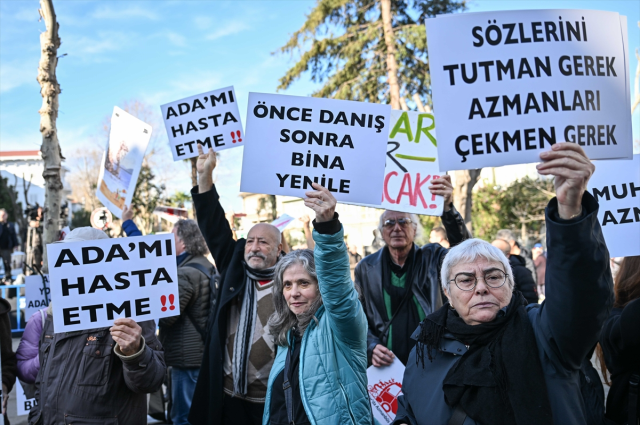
394, 143, 613, 425
263, 183, 370, 425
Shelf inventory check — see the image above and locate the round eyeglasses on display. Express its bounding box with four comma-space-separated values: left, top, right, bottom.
449, 270, 509, 291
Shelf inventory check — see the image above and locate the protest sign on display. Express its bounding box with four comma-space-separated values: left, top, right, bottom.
367, 359, 405, 424
426, 9, 632, 171
271, 214, 296, 232
15, 379, 37, 416
96, 107, 152, 218
161, 86, 243, 160
240, 93, 391, 204
25, 274, 50, 319
588, 155, 640, 258
47, 234, 179, 333
344, 110, 445, 216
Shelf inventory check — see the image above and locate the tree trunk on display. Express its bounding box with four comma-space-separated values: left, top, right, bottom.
412, 94, 431, 113
380, 0, 400, 110
190, 157, 197, 219
452, 169, 482, 233
38, 0, 63, 274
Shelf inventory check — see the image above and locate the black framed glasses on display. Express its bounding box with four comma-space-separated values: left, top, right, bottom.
449, 269, 508, 291
383, 217, 413, 228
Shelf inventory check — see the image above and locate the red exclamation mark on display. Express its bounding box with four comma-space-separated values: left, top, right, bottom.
236, 130, 242, 143
160, 295, 167, 312
169, 294, 176, 310
231, 132, 237, 143
430, 175, 439, 209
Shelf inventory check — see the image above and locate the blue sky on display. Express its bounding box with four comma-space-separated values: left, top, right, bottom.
1, 0, 638, 212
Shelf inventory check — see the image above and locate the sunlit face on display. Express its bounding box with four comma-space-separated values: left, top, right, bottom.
171, 227, 186, 256
245, 224, 282, 269
0, 211, 7, 222
381, 211, 416, 250
283, 263, 319, 315
429, 230, 441, 244
445, 258, 512, 326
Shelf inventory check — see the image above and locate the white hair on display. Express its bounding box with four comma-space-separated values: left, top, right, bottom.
441, 238, 514, 292
377, 211, 423, 242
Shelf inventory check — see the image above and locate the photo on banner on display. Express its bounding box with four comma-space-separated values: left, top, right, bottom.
367, 358, 405, 424
24, 274, 50, 319
587, 154, 640, 258
47, 234, 179, 333
425, 9, 632, 172
240, 93, 391, 205
343, 110, 445, 216
96, 106, 152, 218
161, 86, 243, 161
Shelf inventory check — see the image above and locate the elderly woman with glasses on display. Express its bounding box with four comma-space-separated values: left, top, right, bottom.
394, 143, 614, 425
262, 183, 371, 425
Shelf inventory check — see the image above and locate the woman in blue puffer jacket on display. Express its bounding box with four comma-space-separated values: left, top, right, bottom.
263, 183, 371, 425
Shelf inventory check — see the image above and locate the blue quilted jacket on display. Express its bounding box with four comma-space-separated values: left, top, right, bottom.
263, 227, 371, 425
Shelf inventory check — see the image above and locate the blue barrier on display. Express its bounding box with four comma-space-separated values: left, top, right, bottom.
1, 284, 26, 334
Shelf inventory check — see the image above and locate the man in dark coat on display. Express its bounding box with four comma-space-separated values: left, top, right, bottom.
355, 175, 471, 367
0, 209, 19, 282
189, 146, 283, 425
1, 296, 17, 424
492, 238, 539, 304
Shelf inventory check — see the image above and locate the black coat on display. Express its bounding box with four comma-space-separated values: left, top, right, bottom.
600, 298, 640, 424
394, 193, 614, 425
355, 205, 471, 364
188, 185, 254, 425
508, 254, 539, 304
159, 254, 214, 368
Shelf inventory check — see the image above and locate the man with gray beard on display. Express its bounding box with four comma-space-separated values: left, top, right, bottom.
189, 146, 283, 425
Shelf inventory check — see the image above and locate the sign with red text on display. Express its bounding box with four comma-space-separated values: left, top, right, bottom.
161, 86, 243, 161
96, 107, 152, 218
588, 155, 640, 258
426, 9, 632, 171
47, 234, 179, 333
344, 110, 444, 216
240, 93, 391, 204
367, 359, 405, 424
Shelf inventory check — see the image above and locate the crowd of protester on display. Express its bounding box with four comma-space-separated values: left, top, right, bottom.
0, 142, 637, 425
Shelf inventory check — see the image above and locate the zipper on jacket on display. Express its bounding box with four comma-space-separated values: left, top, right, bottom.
337, 381, 357, 424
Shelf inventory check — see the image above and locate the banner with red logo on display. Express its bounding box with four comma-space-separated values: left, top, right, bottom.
367, 359, 406, 424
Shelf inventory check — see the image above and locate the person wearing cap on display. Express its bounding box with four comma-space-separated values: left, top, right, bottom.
27, 227, 166, 425
532, 243, 547, 297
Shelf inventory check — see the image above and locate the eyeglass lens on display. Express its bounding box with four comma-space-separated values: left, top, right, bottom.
455, 270, 506, 290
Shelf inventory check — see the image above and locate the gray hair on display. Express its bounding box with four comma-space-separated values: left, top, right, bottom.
377, 211, 423, 241
173, 219, 209, 256
268, 249, 323, 347
441, 238, 514, 292
496, 229, 516, 243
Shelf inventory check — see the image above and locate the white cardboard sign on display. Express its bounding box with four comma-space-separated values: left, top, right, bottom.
24, 274, 50, 319
161, 86, 243, 161
588, 155, 640, 258
240, 93, 391, 204
15, 379, 37, 416
96, 107, 152, 218
271, 214, 296, 232
426, 9, 632, 171
345, 110, 445, 216
367, 358, 406, 424
47, 234, 179, 333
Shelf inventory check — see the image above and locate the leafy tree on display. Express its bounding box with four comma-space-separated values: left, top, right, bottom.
257, 195, 278, 222
166, 191, 191, 209
0, 175, 22, 223
70, 209, 91, 229
131, 164, 166, 234
472, 176, 555, 244
276, 0, 466, 108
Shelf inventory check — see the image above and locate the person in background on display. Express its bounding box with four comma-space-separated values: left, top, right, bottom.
16, 308, 47, 385
599, 255, 640, 425
348, 244, 362, 280
0, 209, 19, 282
299, 215, 315, 250
495, 229, 537, 286
189, 146, 283, 425
1, 295, 17, 424
395, 143, 613, 425
491, 239, 538, 305
429, 226, 450, 249
263, 183, 370, 425
356, 175, 471, 368
27, 227, 166, 425
532, 243, 547, 297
